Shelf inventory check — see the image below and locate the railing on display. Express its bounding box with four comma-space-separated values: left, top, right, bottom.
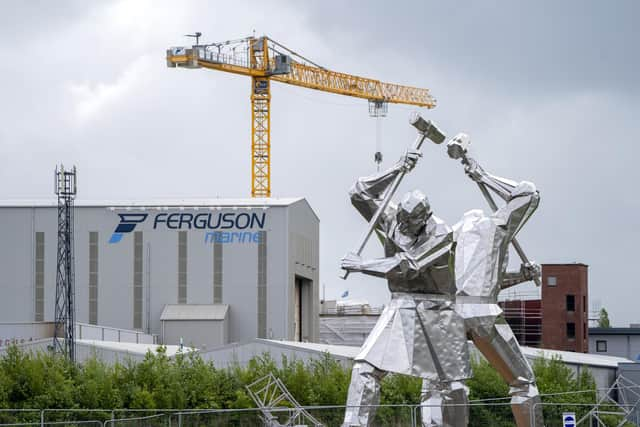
0, 323, 157, 351
75, 323, 156, 345
196, 48, 251, 69
321, 306, 384, 316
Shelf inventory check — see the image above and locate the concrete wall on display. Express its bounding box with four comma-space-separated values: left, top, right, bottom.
162, 319, 227, 350
0, 322, 55, 347
0, 321, 157, 347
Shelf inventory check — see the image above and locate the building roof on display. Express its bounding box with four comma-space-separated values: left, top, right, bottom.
0, 338, 192, 358
520, 345, 632, 368
77, 339, 191, 356
589, 327, 640, 336
0, 198, 304, 208
160, 304, 229, 321
263, 339, 361, 359
541, 263, 589, 267
199, 339, 632, 370
198, 339, 360, 367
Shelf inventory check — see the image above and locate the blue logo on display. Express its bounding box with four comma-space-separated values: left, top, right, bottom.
108, 211, 267, 244
562, 412, 576, 427
109, 213, 148, 244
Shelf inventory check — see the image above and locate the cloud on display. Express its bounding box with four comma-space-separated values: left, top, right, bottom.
289, 0, 640, 97
68, 55, 151, 123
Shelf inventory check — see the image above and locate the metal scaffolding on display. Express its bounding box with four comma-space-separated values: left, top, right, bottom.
246, 374, 324, 426
53, 165, 77, 362
576, 375, 640, 426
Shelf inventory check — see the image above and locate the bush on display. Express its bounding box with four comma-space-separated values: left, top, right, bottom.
0, 344, 604, 426
467, 357, 512, 427
534, 355, 597, 426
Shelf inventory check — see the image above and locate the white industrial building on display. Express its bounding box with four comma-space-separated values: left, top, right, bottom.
160, 304, 229, 349
589, 327, 640, 360
0, 198, 319, 348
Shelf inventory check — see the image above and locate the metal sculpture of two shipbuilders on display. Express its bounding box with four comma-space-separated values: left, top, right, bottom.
339, 113, 543, 427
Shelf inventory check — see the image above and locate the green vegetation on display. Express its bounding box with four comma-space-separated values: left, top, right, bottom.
598, 307, 611, 328
0, 345, 623, 426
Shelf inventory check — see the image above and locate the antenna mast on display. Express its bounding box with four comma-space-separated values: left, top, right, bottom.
53, 165, 77, 362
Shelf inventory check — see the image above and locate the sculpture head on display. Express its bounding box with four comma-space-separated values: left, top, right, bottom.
396, 190, 431, 236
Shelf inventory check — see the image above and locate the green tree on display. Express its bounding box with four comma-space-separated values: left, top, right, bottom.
74, 356, 121, 409
0, 345, 75, 410
133, 347, 187, 409
111, 357, 141, 409
0, 366, 9, 409
377, 374, 421, 425
306, 353, 350, 406
598, 307, 611, 328
466, 357, 512, 427
533, 356, 596, 424
29, 352, 76, 410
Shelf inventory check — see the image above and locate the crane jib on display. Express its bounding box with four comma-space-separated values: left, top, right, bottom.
167, 35, 436, 197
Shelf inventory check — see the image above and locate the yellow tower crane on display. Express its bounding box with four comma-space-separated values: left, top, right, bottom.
167, 35, 436, 197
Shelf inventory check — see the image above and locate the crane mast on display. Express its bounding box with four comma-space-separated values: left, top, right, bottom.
249, 38, 272, 197
167, 35, 436, 197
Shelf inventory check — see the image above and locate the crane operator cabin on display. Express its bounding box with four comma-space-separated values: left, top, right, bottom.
0, 198, 319, 348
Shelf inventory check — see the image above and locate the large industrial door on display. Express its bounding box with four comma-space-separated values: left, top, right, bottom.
294, 277, 302, 341
294, 276, 313, 342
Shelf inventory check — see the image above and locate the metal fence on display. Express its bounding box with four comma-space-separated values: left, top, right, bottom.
0, 406, 448, 427
1, 403, 638, 427
532, 402, 640, 427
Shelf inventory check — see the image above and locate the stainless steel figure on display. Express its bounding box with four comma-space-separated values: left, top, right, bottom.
341, 147, 471, 427
340, 113, 445, 280
447, 135, 544, 427
447, 134, 541, 287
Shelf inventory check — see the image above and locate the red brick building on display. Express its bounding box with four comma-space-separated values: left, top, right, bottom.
541, 263, 589, 352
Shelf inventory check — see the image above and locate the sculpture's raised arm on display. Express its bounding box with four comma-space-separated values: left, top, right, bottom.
501, 262, 542, 290
340, 251, 419, 280
349, 150, 420, 223
464, 158, 540, 240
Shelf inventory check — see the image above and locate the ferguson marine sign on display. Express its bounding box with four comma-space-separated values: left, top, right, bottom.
109, 211, 267, 244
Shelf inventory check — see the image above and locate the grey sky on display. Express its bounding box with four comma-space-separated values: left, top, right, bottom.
0, 1, 638, 325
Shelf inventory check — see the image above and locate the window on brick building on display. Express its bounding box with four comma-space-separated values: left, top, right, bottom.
566, 295, 575, 312
547, 276, 557, 286
596, 340, 607, 352
566, 322, 576, 339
